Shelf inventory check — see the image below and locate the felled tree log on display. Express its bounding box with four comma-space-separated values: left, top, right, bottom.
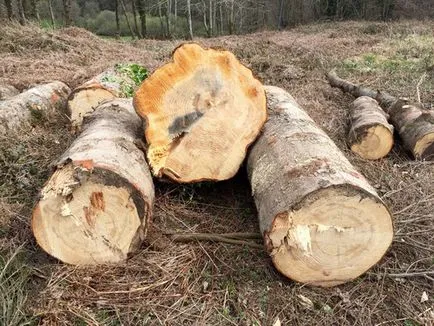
68, 64, 146, 129
348, 96, 394, 160
0, 84, 19, 100
327, 71, 434, 160
32, 99, 154, 265
247, 86, 393, 287
134, 43, 267, 183
0, 81, 70, 134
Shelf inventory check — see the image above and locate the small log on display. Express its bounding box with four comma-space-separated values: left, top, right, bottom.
32, 99, 154, 265
348, 96, 394, 160
0, 81, 70, 134
247, 86, 393, 287
327, 71, 434, 160
0, 84, 19, 100
134, 43, 267, 183
68, 64, 145, 129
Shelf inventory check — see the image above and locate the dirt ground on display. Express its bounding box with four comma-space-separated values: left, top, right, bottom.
0, 20, 433, 325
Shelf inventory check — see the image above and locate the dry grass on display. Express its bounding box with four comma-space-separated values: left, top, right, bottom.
0, 20, 433, 325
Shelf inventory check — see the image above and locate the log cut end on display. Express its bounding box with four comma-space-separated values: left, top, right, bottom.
32, 164, 144, 265
134, 43, 267, 182
348, 96, 394, 160
350, 125, 393, 160
265, 187, 393, 287
415, 133, 434, 160
68, 87, 115, 129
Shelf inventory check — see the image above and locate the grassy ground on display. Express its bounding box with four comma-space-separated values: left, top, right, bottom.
0, 20, 433, 325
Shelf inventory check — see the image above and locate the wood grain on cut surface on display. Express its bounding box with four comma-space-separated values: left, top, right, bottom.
134, 43, 267, 183
32, 99, 154, 265
247, 86, 394, 287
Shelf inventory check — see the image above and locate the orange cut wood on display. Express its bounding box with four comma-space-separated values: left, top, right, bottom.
133, 43, 267, 183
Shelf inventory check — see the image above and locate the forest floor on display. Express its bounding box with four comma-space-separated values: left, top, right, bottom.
0, 20, 433, 326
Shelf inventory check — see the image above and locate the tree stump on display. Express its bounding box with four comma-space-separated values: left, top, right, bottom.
32, 99, 154, 265
0, 81, 70, 134
134, 43, 267, 183
247, 86, 393, 287
348, 96, 394, 160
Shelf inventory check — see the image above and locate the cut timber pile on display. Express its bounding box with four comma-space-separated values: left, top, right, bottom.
32, 99, 154, 265
327, 71, 434, 160
247, 86, 393, 287
348, 96, 394, 160
134, 43, 267, 183
0, 84, 19, 100
68, 65, 144, 129
0, 81, 70, 134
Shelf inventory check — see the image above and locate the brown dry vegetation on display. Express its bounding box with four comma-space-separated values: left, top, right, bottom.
0, 20, 433, 325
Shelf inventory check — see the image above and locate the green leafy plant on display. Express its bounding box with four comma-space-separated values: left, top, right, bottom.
115, 63, 148, 86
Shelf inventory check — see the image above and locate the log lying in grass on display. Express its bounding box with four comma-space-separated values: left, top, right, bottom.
32, 99, 154, 265
134, 43, 267, 183
0, 84, 19, 100
348, 96, 394, 160
0, 81, 70, 134
68, 64, 148, 129
327, 71, 434, 160
247, 86, 393, 287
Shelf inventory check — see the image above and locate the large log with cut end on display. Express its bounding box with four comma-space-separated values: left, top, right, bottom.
327, 71, 434, 160
0, 81, 70, 134
134, 43, 267, 183
32, 99, 154, 265
68, 65, 143, 129
348, 96, 394, 160
247, 86, 393, 287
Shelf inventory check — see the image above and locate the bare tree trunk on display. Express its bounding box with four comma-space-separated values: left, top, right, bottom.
30, 0, 40, 21
209, 0, 213, 36
48, 0, 55, 27
202, 1, 210, 37
136, 0, 147, 37
228, 0, 234, 34
158, 2, 165, 37
166, 0, 172, 37
115, 0, 121, 39
186, 0, 193, 39
219, 2, 223, 34
278, 0, 285, 29
17, 0, 27, 25
119, 0, 136, 39
174, 0, 177, 26
132, 0, 142, 38
5, 0, 13, 20
62, 0, 72, 26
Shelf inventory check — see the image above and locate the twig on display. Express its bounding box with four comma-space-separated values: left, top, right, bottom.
372, 270, 434, 278
167, 232, 264, 249
416, 72, 427, 103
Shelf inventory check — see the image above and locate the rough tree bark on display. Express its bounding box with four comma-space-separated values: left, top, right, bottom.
67, 66, 141, 130
348, 96, 394, 160
0, 84, 19, 100
327, 71, 434, 160
32, 99, 154, 265
133, 43, 267, 183
30, 0, 40, 21
0, 81, 70, 135
247, 86, 393, 287
136, 0, 147, 37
